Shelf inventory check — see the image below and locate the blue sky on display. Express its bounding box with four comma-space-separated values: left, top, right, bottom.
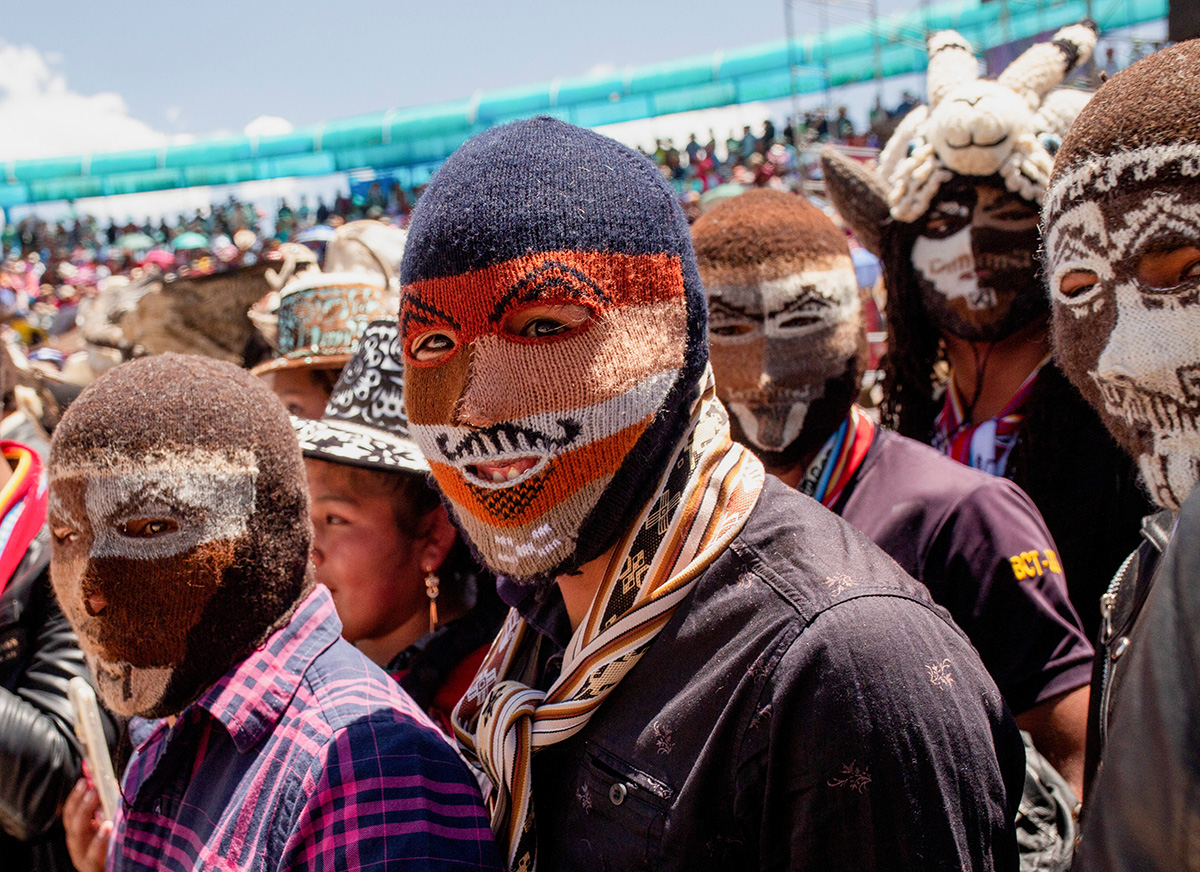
4, 1, 831, 140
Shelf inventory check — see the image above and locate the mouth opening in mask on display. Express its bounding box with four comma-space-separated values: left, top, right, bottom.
466, 455, 546, 486
1094, 373, 1200, 434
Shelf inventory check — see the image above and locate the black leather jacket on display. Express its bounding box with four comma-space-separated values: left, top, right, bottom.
1076, 489, 1199, 871
1082, 508, 1175, 797
0, 527, 89, 872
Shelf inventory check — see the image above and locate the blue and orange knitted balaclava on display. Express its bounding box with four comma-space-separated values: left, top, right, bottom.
48, 354, 312, 718
400, 118, 708, 583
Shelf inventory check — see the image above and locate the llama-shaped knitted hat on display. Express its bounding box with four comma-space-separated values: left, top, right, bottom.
822, 21, 1097, 249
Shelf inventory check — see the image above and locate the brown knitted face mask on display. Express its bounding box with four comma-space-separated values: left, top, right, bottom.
49, 354, 312, 718
1048, 179, 1200, 511
707, 266, 862, 454
694, 188, 866, 466
1044, 39, 1200, 512
50, 451, 258, 716
912, 181, 1043, 342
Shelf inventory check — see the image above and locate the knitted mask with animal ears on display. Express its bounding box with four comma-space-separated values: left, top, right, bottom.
1044, 39, 1200, 512
823, 22, 1096, 342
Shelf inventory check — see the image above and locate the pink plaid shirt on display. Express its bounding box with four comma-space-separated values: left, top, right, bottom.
110, 585, 500, 871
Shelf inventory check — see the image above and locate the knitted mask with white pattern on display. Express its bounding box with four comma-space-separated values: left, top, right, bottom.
1045, 39, 1200, 512
694, 189, 865, 466
823, 22, 1095, 343
48, 355, 313, 718
400, 118, 708, 584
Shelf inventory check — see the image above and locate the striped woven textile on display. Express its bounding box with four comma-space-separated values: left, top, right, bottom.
932, 355, 1050, 477
797, 404, 876, 508
451, 369, 765, 870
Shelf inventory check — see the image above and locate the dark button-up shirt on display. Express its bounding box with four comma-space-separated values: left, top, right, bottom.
500, 476, 1025, 870
111, 586, 501, 871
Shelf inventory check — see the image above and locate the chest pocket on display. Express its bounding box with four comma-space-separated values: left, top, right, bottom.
566, 742, 673, 871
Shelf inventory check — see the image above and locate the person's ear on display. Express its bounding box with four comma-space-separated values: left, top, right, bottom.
417, 504, 458, 575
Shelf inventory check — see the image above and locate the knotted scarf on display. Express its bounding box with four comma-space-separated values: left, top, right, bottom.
451, 371, 764, 870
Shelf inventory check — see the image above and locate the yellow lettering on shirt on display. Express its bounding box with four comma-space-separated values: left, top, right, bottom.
1009, 548, 1062, 580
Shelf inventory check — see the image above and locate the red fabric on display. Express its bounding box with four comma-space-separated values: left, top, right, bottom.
428, 644, 490, 736
0, 442, 47, 599
391, 642, 491, 736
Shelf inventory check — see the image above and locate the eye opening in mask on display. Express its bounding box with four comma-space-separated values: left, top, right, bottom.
1134, 244, 1200, 292
51, 527, 79, 545
708, 318, 758, 339
409, 329, 458, 364
119, 518, 181, 539
920, 206, 968, 239
501, 302, 592, 341
1057, 269, 1101, 300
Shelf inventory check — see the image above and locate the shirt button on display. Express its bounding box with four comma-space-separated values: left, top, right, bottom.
609, 783, 628, 806
1110, 636, 1130, 661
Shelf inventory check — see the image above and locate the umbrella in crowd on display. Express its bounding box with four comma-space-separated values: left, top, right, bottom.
116, 232, 155, 251
143, 248, 175, 268
172, 232, 209, 251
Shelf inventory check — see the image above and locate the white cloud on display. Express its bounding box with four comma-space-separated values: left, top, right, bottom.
585, 62, 617, 77
243, 114, 294, 138
0, 42, 167, 161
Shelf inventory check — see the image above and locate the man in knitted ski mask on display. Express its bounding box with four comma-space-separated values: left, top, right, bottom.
1045, 40, 1200, 514
47, 354, 312, 718
401, 118, 708, 583
1043, 42, 1200, 871
48, 353, 500, 872
402, 117, 1024, 872
695, 189, 866, 468
820, 22, 1154, 644
698, 188, 1093, 800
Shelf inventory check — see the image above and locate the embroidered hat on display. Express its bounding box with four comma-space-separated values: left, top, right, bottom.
249, 269, 391, 376
694, 189, 865, 466
293, 319, 429, 475
400, 116, 708, 582
1044, 39, 1200, 511
48, 354, 313, 718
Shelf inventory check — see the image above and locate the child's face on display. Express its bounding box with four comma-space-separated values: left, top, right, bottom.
266, 367, 335, 419
305, 459, 426, 646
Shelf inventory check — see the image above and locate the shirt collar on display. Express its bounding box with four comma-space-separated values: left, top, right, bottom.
192, 584, 342, 752
497, 575, 573, 650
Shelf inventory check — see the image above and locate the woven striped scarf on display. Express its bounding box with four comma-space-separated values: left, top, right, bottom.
796, 404, 876, 508
932, 355, 1050, 477
451, 370, 764, 871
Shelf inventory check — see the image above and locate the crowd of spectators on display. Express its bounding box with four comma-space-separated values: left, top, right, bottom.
0, 97, 924, 341
637, 97, 921, 219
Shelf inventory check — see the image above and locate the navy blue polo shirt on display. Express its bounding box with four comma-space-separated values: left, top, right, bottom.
833, 428, 1093, 714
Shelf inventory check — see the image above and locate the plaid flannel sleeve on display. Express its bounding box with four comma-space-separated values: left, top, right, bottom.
281, 713, 502, 871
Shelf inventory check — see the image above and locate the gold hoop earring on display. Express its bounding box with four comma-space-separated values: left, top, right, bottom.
424, 571, 440, 634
